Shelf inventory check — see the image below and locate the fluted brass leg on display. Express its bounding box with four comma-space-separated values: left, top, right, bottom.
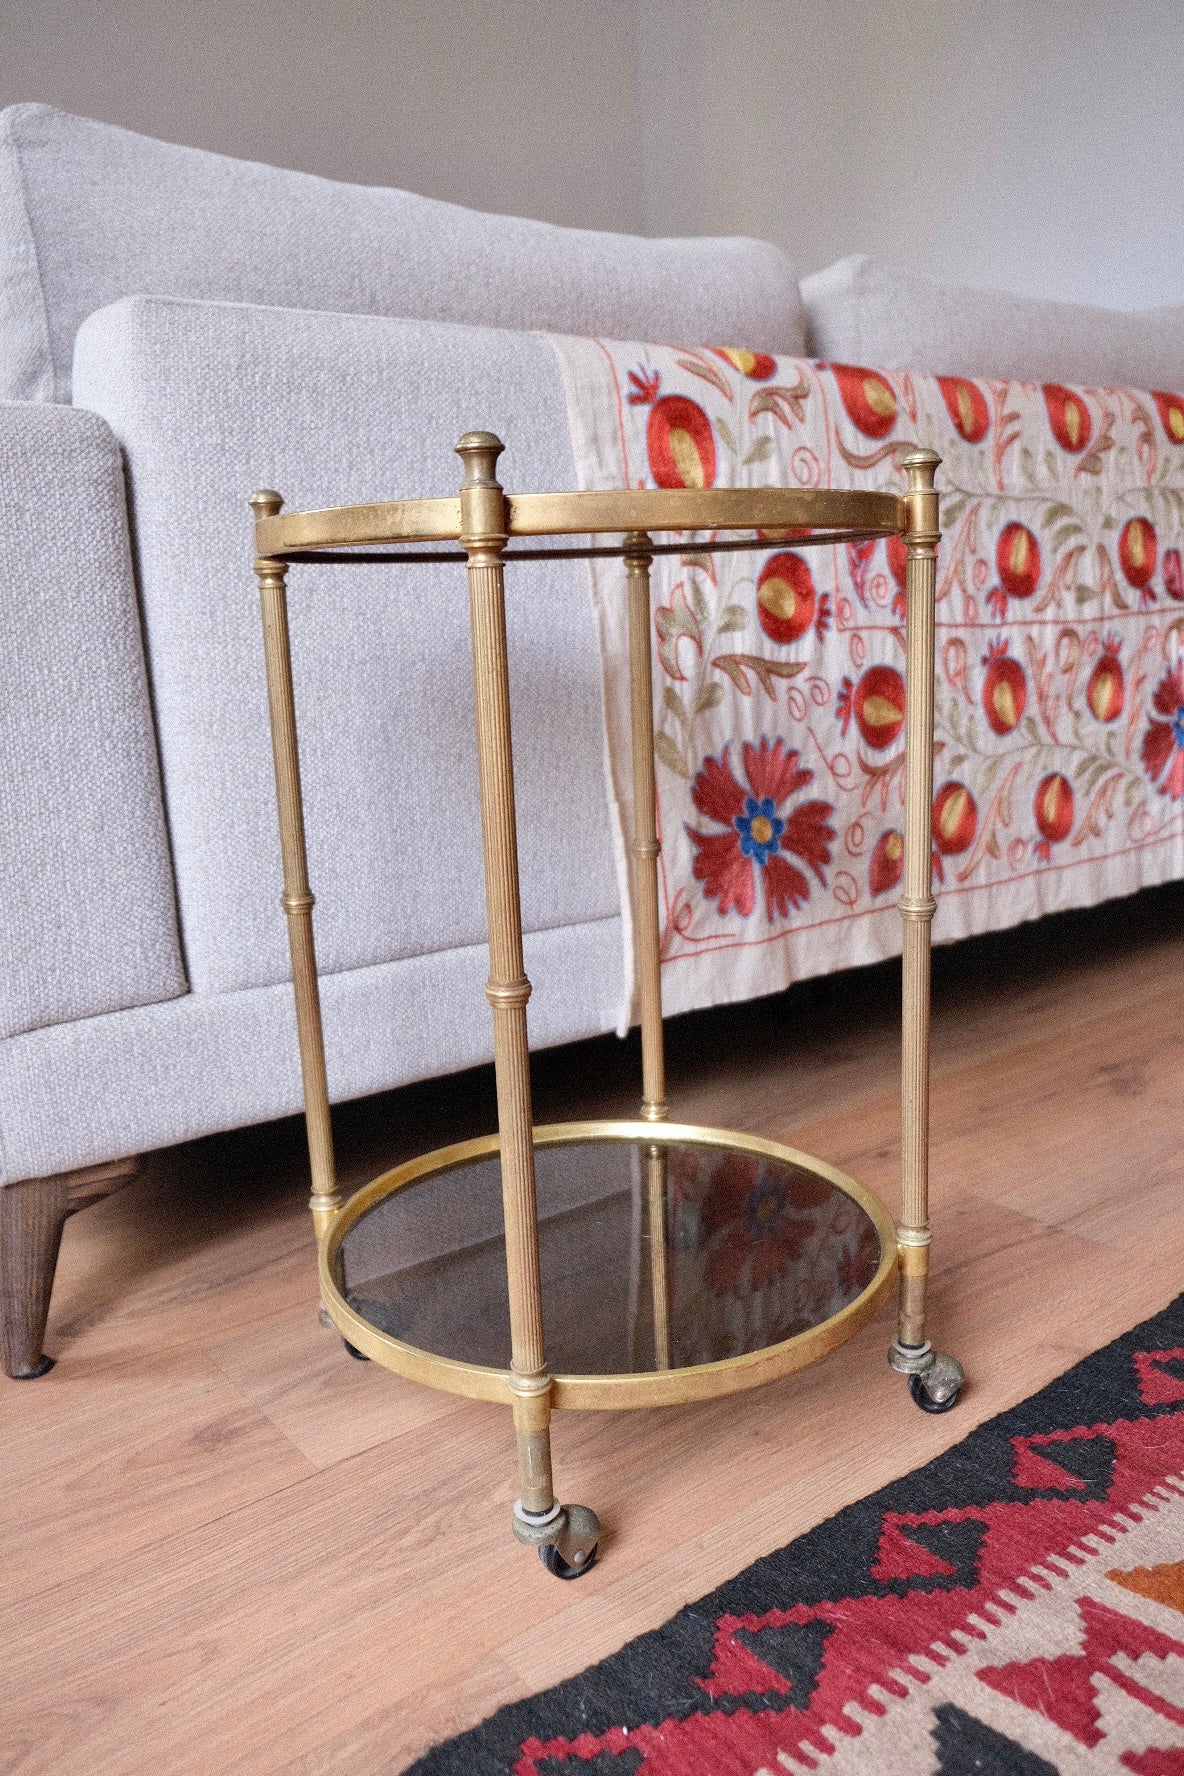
457, 434, 601, 1570
625, 534, 667, 1123
252, 492, 340, 1242
457, 435, 556, 1523
625, 533, 672, 1369
891, 451, 938, 1363
887, 452, 963, 1412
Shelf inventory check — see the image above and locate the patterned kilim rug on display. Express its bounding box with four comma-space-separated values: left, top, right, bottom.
407, 1294, 1184, 1775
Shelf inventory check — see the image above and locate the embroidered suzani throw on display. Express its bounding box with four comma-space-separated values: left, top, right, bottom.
547, 337, 1184, 1025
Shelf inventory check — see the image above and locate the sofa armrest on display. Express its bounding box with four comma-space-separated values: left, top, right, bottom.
0, 401, 186, 1038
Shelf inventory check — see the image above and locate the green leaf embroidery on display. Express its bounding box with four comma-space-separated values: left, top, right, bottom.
654, 730, 690, 780
690, 580, 711, 625
711, 654, 806, 698
741, 436, 775, 466
663, 686, 689, 728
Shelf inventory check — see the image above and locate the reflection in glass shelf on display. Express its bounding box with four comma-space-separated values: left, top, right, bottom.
339, 1137, 880, 1375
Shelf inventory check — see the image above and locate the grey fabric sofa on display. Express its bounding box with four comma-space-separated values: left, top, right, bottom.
6, 104, 1182, 1382
0, 104, 806, 1377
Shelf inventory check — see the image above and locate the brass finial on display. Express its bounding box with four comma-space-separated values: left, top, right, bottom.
249, 489, 284, 519
902, 448, 940, 494
455, 432, 505, 488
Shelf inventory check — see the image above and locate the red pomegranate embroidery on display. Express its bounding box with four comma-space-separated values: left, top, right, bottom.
995, 523, 1041, 602
1153, 390, 1184, 444
1034, 772, 1074, 845
1086, 638, 1124, 723
886, 532, 908, 592
981, 640, 1027, 735
868, 830, 904, 897
827, 363, 897, 439
711, 347, 776, 381
628, 367, 717, 490
756, 552, 818, 644
1118, 517, 1157, 592
1042, 385, 1092, 453
937, 376, 990, 444
932, 782, 977, 856
836, 665, 906, 751
1164, 549, 1184, 602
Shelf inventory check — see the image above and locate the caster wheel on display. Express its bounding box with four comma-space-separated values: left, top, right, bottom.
909, 1372, 958, 1413
343, 1339, 370, 1362
539, 1540, 598, 1579
908, 1351, 964, 1413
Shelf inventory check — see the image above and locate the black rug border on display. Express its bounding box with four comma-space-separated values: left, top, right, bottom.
405, 1289, 1184, 1773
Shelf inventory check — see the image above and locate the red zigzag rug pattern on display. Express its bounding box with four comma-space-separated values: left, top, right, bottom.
407, 1302, 1184, 1775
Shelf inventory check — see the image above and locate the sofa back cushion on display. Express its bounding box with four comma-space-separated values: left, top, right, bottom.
803, 254, 1184, 388
0, 104, 806, 404
73, 296, 623, 1001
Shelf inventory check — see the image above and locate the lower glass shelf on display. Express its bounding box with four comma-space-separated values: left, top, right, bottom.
318, 1122, 899, 1410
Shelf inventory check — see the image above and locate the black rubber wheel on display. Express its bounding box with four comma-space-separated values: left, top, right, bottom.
909, 1371, 960, 1414
539, 1540, 598, 1579
343, 1339, 370, 1362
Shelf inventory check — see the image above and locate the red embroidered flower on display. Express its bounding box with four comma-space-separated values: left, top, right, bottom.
688, 738, 835, 920
699, 1152, 833, 1294
1141, 662, 1184, 799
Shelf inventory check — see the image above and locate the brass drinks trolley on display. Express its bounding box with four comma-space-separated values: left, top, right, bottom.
250, 437, 963, 1579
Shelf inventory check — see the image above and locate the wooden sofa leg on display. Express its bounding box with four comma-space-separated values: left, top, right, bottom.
1, 1158, 140, 1378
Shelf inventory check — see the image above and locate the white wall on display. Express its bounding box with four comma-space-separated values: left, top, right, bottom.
0, 0, 645, 233
4, 0, 1183, 309
640, 0, 1184, 309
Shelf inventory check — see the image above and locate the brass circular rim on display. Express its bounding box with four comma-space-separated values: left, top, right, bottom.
318, 1121, 898, 1411
255, 486, 906, 558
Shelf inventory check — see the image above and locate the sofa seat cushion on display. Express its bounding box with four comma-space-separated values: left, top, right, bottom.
0, 921, 623, 1183
0, 104, 806, 405
803, 254, 1184, 388
74, 296, 624, 999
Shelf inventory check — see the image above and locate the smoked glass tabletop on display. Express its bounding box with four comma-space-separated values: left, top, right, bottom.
337, 1135, 882, 1374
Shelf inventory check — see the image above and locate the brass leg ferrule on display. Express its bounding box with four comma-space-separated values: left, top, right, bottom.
895, 1229, 930, 1349
309, 1199, 339, 1240
511, 1373, 554, 1515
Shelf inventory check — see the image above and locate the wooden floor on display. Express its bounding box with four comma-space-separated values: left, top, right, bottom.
4, 885, 1183, 1774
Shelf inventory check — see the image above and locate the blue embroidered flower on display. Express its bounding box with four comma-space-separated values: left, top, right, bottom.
688, 738, 835, 921
744, 1176, 791, 1243
733, 795, 785, 866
